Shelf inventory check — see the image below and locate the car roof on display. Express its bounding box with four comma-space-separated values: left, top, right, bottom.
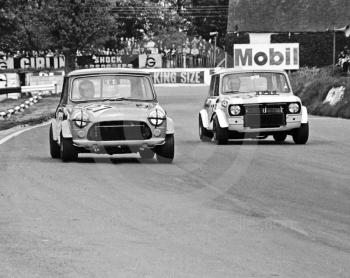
67, 68, 150, 77
212, 68, 287, 75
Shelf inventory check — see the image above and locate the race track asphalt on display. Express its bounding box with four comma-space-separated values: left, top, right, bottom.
0, 86, 349, 278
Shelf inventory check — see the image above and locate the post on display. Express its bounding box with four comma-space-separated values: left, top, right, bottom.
333, 27, 336, 75
5, 75, 8, 99
214, 35, 217, 67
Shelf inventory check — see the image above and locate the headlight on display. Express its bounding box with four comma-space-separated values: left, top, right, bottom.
229, 105, 242, 116
148, 108, 166, 126
72, 110, 89, 128
288, 103, 300, 114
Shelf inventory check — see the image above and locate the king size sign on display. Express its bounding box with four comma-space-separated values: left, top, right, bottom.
234, 43, 299, 70
151, 71, 204, 84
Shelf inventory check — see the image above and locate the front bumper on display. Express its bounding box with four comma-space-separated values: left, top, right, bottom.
73, 137, 166, 149
228, 114, 302, 133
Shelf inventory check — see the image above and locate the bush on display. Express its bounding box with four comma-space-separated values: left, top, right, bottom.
289, 67, 350, 119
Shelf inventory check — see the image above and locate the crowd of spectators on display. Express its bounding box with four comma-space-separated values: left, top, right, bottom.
0, 34, 226, 68
0, 49, 63, 60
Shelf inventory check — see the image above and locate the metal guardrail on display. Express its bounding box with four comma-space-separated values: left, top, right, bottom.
0, 83, 57, 98
0, 87, 22, 96
21, 83, 57, 95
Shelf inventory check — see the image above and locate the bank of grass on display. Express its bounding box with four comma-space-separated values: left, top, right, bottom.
289, 66, 350, 119
0, 95, 59, 130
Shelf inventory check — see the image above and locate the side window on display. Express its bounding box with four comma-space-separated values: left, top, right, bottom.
58, 77, 69, 107
208, 75, 216, 97
213, 75, 220, 96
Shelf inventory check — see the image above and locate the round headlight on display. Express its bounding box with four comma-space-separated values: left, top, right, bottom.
229, 105, 241, 116
288, 103, 300, 114
148, 109, 166, 126
73, 110, 89, 128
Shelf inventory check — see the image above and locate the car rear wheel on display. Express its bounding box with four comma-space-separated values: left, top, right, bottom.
156, 134, 174, 163
60, 134, 78, 162
199, 114, 213, 142
49, 124, 60, 158
213, 116, 228, 145
139, 148, 155, 159
273, 132, 287, 143
292, 123, 309, 144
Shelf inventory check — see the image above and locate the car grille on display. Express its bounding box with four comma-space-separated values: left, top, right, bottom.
87, 121, 152, 141
243, 104, 286, 128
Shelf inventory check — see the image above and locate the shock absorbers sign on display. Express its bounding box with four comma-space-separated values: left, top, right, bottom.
233, 43, 299, 70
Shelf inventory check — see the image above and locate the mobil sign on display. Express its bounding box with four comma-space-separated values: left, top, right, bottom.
234, 43, 299, 70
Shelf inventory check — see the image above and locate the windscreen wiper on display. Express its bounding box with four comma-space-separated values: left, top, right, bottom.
103, 97, 128, 101
224, 90, 241, 94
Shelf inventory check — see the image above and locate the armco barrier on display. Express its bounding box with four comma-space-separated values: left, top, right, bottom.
0, 87, 22, 96
21, 83, 57, 96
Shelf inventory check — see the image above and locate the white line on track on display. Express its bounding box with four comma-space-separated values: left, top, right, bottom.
0, 121, 50, 146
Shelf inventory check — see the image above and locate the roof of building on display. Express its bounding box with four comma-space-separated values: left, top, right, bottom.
227, 0, 350, 33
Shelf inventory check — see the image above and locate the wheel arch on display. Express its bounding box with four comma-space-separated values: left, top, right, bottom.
199, 109, 209, 129
301, 106, 308, 124
61, 120, 73, 138
211, 109, 229, 128
51, 119, 59, 141
166, 116, 175, 134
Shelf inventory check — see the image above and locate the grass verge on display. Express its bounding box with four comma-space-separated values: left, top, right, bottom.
289, 66, 350, 119
0, 95, 59, 131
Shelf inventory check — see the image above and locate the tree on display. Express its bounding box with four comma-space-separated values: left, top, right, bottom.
41, 0, 118, 73
186, 0, 229, 45
1, 0, 118, 73
112, 0, 191, 42
0, 0, 19, 52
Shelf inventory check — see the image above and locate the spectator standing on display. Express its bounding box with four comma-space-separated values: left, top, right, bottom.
191, 36, 199, 49
132, 43, 141, 55
337, 46, 350, 73
202, 38, 209, 67
170, 43, 177, 68
198, 39, 203, 67
164, 46, 171, 68
183, 42, 190, 68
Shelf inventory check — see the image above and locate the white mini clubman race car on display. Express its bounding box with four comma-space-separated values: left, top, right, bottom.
199, 69, 309, 144
49, 68, 175, 162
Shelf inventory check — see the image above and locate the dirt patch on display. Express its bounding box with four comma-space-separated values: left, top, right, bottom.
0, 95, 59, 131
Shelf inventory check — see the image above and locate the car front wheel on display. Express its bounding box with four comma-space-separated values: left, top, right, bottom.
213, 116, 228, 145
60, 134, 78, 162
199, 114, 213, 142
49, 124, 60, 158
292, 123, 309, 144
156, 134, 174, 163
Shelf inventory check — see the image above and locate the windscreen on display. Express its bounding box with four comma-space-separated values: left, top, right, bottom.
222, 72, 291, 94
71, 75, 155, 101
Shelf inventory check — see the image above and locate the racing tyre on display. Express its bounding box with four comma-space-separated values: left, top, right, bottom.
139, 148, 155, 160
199, 115, 213, 142
60, 134, 78, 162
156, 134, 174, 163
292, 123, 309, 145
49, 125, 60, 158
273, 132, 287, 143
213, 116, 228, 145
